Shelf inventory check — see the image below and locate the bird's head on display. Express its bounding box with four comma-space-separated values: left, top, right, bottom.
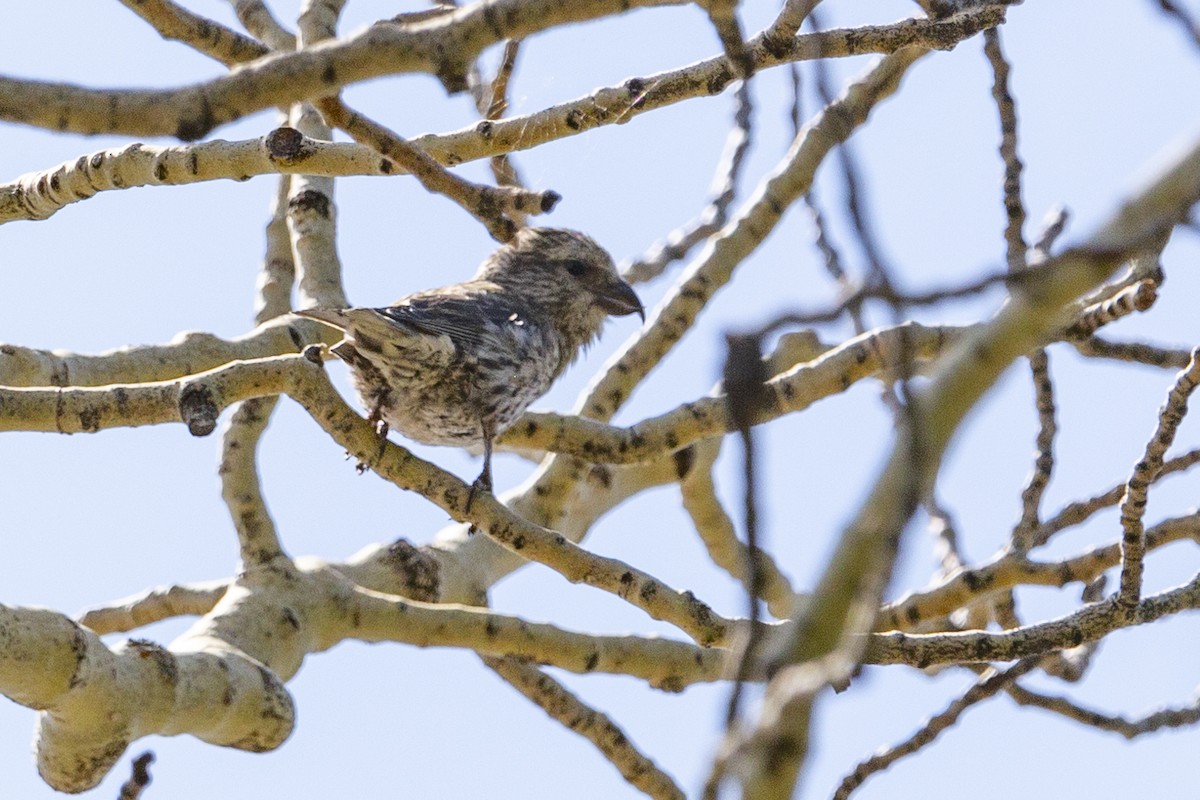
477, 227, 645, 346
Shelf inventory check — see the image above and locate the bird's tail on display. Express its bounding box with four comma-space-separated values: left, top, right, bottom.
295, 307, 352, 331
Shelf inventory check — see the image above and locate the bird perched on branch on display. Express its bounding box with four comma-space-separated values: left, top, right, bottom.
297, 227, 644, 505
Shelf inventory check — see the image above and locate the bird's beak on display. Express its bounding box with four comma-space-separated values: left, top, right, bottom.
595, 279, 645, 321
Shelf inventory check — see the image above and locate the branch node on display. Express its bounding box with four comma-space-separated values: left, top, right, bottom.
178, 383, 220, 436
264, 126, 306, 162
302, 343, 327, 365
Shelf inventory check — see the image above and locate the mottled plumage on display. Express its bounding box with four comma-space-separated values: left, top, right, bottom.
297, 227, 643, 499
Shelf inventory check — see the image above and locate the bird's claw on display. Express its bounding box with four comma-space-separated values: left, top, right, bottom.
352, 417, 390, 474
465, 472, 493, 535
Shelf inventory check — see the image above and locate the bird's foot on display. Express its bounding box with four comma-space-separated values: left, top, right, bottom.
353, 417, 389, 474
464, 470, 493, 535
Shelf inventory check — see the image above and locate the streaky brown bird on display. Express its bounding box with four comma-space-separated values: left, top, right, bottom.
297, 227, 644, 501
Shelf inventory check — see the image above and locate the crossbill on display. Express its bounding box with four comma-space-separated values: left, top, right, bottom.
297, 227, 644, 499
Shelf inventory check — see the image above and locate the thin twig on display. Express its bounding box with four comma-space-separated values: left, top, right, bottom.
879, 513, 1200, 633
680, 439, 796, 619
925, 500, 992, 632
720, 334, 769, 729
760, 0, 821, 57
1012, 348, 1056, 551
700, 0, 755, 79
1008, 682, 1200, 738
756, 267, 1013, 333
77, 580, 229, 634
1118, 345, 1200, 604
623, 82, 754, 284
808, 9, 897, 296
1063, 279, 1159, 339
483, 40, 526, 193
1033, 447, 1200, 544
833, 659, 1039, 800
219, 173, 294, 564
789, 59, 862, 333
313, 96, 557, 241
1029, 205, 1069, 260
1152, 0, 1200, 49
484, 657, 685, 800
983, 26, 1028, 272
1071, 336, 1193, 370
227, 0, 297, 50
572, 46, 931, 427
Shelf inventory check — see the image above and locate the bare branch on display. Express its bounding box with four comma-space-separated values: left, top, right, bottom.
0, 129, 397, 226
116, 0, 268, 66
313, 96, 556, 241
1071, 336, 1193, 369
0, 6, 1002, 140
1063, 279, 1159, 339
868, 570, 1200, 668
1034, 447, 1200, 545
578, 46, 929, 425
623, 82, 754, 284
1007, 682, 1200, 738
833, 659, 1039, 800
879, 513, 1200, 632
78, 581, 229, 634
681, 439, 796, 619
1151, 0, 1200, 49
1011, 348, 1057, 550
983, 27, 1028, 272
1117, 345, 1200, 604
484, 657, 686, 800
746, 126, 1200, 800
228, 0, 297, 50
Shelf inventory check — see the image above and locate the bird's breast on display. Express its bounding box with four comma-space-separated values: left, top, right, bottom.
345, 319, 565, 446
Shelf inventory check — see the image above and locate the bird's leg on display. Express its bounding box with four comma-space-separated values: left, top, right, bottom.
464, 421, 495, 527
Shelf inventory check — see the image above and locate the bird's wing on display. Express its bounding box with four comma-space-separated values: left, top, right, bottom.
297, 284, 529, 372
374, 286, 522, 352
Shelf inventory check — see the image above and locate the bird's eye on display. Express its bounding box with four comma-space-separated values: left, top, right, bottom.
562, 259, 588, 277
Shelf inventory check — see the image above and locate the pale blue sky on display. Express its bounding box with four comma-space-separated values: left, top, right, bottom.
2, 2, 1199, 798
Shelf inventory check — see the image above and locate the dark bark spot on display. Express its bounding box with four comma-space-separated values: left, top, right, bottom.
265, 127, 304, 160
178, 383, 219, 436
289, 188, 331, 217
78, 407, 101, 433
672, 445, 695, 479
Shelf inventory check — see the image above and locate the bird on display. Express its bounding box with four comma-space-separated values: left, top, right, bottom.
296, 227, 644, 507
